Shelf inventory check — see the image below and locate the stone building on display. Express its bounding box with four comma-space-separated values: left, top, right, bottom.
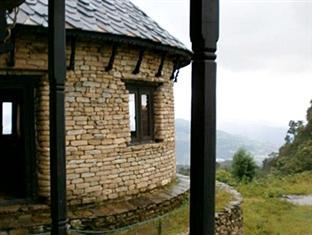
0, 0, 191, 207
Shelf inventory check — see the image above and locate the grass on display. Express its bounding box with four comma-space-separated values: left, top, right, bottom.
113, 187, 232, 235
216, 186, 232, 211
113, 172, 312, 234
237, 171, 312, 235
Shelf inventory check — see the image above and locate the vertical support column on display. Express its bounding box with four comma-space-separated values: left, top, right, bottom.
0, 9, 6, 42
189, 0, 219, 234
48, 0, 67, 234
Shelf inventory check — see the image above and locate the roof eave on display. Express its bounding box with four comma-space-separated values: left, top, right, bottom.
15, 24, 192, 69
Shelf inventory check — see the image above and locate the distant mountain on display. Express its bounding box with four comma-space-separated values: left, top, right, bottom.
175, 119, 191, 165
218, 121, 288, 147
175, 119, 282, 165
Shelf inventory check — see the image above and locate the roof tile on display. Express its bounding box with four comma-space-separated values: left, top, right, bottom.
13, 0, 187, 51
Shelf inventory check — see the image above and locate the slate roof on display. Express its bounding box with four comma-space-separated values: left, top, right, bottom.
10, 0, 188, 52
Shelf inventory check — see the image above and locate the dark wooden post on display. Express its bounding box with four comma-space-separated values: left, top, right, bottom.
48, 0, 67, 234
0, 9, 6, 42
189, 0, 219, 234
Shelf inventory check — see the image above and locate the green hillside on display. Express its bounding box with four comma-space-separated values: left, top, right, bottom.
265, 101, 312, 174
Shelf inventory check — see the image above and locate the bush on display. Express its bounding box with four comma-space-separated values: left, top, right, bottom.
216, 168, 236, 186
231, 148, 258, 182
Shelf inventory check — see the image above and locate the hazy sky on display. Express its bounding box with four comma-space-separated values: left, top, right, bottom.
131, 0, 312, 128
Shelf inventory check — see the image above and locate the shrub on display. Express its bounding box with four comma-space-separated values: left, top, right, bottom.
216, 168, 236, 186
231, 148, 258, 182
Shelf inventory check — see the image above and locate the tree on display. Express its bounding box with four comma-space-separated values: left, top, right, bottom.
268, 100, 312, 174
231, 148, 257, 182
262, 152, 278, 174
284, 120, 304, 144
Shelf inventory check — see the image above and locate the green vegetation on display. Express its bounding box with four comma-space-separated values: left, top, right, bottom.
216, 168, 236, 186
236, 171, 312, 235
217, 100, 312, 235
117, 170, 311, 234
216, 186, 232, 211
264, 100, 312, 174
172, 101, 312, 234
231, 148, 258, 182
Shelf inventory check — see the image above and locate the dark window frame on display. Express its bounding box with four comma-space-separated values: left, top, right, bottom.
126, 83, 156, 143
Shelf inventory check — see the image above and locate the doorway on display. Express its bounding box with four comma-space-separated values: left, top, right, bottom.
0, 90, 25, 199
0, 77, 38, 202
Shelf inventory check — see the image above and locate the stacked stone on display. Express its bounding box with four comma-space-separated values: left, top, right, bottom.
215, 182, 244, 235
36, 78, 50, 198
0, 35, 177, 205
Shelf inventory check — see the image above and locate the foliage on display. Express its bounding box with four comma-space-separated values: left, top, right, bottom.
231, 148, 258, 182
237, 171, 312, 235
216, 168, 236, 186
261, 152, 277, 175
266, 100, 312, 174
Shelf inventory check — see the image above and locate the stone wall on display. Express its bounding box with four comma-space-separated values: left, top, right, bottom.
0, 34, 177, 205
0, 175, 189, 234
215, 182, 243, 235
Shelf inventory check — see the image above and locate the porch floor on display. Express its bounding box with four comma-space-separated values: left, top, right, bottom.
0, 174, 189, 234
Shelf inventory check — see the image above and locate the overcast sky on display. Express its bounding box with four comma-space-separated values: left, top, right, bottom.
131, 0, 312, 128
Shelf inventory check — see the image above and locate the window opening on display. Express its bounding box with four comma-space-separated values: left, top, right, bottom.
127, 85, 155, 143
141, 94, 150, 137
129, 93, 137, 139
2, 102, 13, 135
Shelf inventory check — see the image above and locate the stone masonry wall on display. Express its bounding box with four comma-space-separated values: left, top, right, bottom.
215, 182, 243, 235
0, 35, 177, 205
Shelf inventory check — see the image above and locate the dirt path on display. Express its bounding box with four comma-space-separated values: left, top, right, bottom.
283, 195, 312, 206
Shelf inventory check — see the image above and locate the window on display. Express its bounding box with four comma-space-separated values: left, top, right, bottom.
127, 84, 155, 143
2, 102, 13, 135
0, 98, 21, 137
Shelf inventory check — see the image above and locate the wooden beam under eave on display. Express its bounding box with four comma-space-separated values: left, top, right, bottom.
67, 36, 76, 71
132, 49, 144, 74
105, 44, 117, 72
170, 59, 179, 81
155, 53, 166, 77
